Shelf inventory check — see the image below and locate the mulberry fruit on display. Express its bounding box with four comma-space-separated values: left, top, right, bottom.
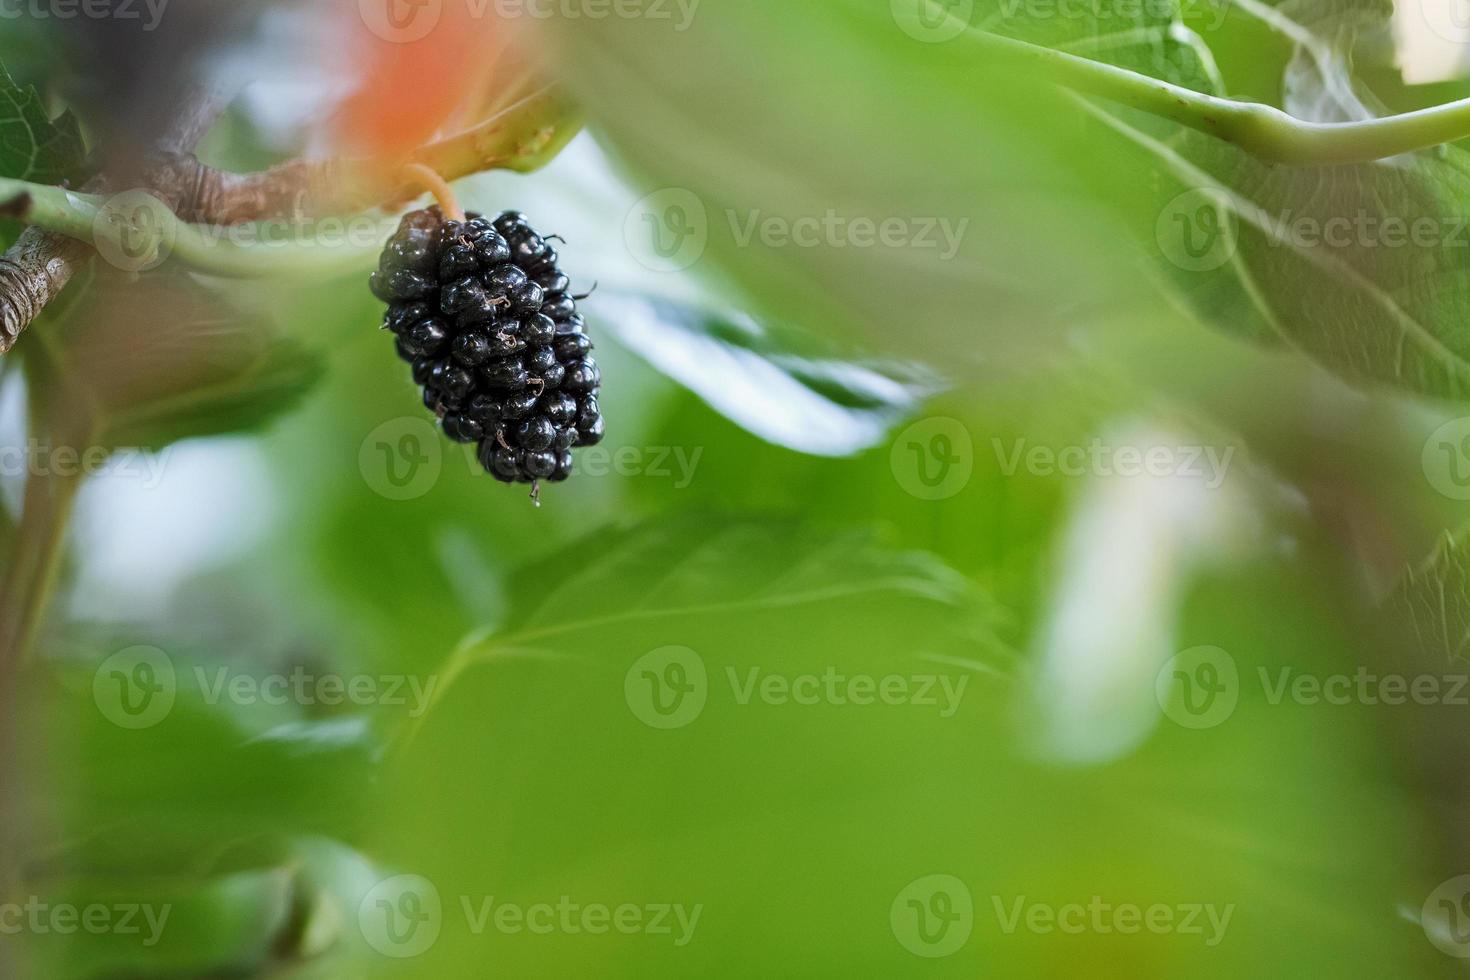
373, 207, 604, 496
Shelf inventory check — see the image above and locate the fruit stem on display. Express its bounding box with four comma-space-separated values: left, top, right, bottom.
400, 163, 466, 223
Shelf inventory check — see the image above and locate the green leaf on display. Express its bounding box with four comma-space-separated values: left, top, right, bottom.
551, 7, 1156, 373
1058, 0, 1470, 401
557, 0, 1470, 403
595, 292, 938, 456
1392, 529, 1470, 663
20, 655, 377, 872
17, 836, 413, 979
0, 61, 83, 185
25, 271, 323, 452
432, 514, 1013, 691
21, 866, 296, 980
376, 516, 1432, 979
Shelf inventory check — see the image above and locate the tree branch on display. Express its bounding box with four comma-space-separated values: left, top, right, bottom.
0, 228, 90, 355
157, 87, 582, 223
0, 85, 232, 355
0, 86, 581, 304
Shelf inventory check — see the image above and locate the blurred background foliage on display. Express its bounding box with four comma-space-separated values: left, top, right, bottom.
0, 0, 1468, 977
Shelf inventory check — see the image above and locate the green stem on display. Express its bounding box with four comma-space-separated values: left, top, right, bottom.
0, 89, 584, 279
954, 19, 1470, 166
0, 464, 83, 666
0, 179, 386, 279
0, 432, 86, 938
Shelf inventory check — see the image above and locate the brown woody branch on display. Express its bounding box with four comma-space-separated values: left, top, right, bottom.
0, 229, 91, 354
156, 87, 580, 223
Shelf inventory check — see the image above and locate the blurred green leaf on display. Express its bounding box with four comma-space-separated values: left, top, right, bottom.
377, 517, 1437, 979
556, 0, 1470, 402
0, 60, 83, 185
436, 515, 1012, 679
20, 656, 376, 877
1393, 529, 1470, 663
595, 292, 938, 455
25, 271, 323, 452
551, 5, 1157, 374
22, 866, 295, 980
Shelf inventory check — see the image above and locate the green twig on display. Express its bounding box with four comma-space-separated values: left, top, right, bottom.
0, 88, 584, 279
951, 16, 1470, 165
0, 179, 387, 279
